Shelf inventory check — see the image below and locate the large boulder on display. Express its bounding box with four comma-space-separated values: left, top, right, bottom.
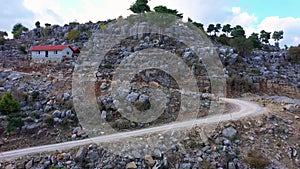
222, 126, 237, 140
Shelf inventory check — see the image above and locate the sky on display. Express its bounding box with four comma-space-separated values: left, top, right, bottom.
1, 0, 299, 47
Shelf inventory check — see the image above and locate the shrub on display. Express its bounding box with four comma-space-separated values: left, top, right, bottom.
229, 37, 254, 56
18, 45, 27, 54
288, 45, 300, 63
31, 91, 39, 101
244, 150, 269, 169
0, 93, 21, 115
216, 34, 229, 45
43, 27, 52, 36
67, 30, 80, 41
133, 100, 151, 111
0, 37, 6, 45
44, 115, 54, 126
6, 117, 23, 132
69, 21, 80, 26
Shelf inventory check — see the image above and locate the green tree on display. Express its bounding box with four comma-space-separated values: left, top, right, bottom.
0, 31, 8, 45
207, 24, 215, 36
69, 21, 80, 26
188, 18, 204, 30
287, 45, 300, 63
230, 37, 253, 56
43, 27, 52, 37
153, 5, 183, 18
67, 29, 80, 41
248, 33, 262, 49
231, 25, 245, 38
214, 23, 221, 36
222, 24, 232, 36
272, 30, 284, 48
12, 23, 28, 39
129, 0, 150, 13
217, 34, 229, 45
0, 93, 21, 115
35, 21, 41, 28
260, 30, 271, 44
6, 117, 23, 133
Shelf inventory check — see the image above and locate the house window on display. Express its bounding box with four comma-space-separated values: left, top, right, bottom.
38, 51, 40, 54
67, 51, 69, 55
54, 51, 58, 54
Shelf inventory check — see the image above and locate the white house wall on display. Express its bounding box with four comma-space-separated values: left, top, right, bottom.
31, 47, 73, 59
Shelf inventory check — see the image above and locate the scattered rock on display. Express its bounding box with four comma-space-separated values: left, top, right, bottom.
126, 162, 137, 169
75, 147, 88, 162
222, 127, 237, 140
144, 155, 155, 166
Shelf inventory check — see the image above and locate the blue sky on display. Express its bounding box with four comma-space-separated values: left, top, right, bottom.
1, 0, 299, 46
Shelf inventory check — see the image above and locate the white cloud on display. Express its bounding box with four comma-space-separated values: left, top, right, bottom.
22, 0, 136, 27
226, 7, 258, 36
1, 0, 298, 46
231, 7, 241, 14
23, 0, 64, 26
148, 0, 239, 25
258, 16, 300, 46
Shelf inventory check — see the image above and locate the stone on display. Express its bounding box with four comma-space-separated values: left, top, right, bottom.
223, 139, 232, 146
222, 127, 237, 140
126, 92, 139, 102
52, 110, 61, 118
57, 154, 64, 160
283, 104, 295, 112
5, 164, 14, 169
283, 119, 293, 125
180, 163, 192, 169
101, 111, 107, 120
88, 151, 99, 162
73, 126, 82, 134
7, 73, 23, 81
153, 149, 162, 158
144, 155, 155, 166
132, 150, 141, 158
66, 109, 73, 117
75, 147, 88, 162
63, 93, 71, 101
54, 117, 62, 123
101, 83, 108, 89
26, 124, 40, 134
228, 162, 236, 169
126, 162, 137, 169
138, 94, 149, 103
25, 159, 33, 169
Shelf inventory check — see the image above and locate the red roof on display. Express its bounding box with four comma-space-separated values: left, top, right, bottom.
72, 47, 80, 53
29, 45, 71, 51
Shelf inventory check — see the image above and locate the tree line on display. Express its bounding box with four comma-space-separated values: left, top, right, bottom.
0, 0, 298, 62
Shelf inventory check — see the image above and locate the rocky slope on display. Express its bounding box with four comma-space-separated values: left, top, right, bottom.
0, 19, 299, 168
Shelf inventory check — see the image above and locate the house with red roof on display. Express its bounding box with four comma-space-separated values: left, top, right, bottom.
29, 45, 75, 60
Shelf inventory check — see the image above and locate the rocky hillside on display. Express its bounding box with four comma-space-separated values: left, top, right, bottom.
0, 18, 299, 169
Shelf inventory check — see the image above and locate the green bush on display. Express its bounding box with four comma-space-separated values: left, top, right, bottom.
31, 91, 39, 101
288, 45, 300, 63
18, 45, 27, 54
67, 30, 80, 41
44, 115, 54, 126
43, 27, 52, 36
0, 93, 21, 115
0, 37, 6, 45
6, 117, 23, 132
244, 150, 269, 169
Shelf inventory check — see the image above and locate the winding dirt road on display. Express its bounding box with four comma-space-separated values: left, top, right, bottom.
0, 98, 268, 161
